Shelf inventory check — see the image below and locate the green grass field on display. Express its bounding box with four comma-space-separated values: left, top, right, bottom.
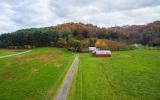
0, 48, 74, 100
0, 49, 24, 56
1, 47, 160, 100
68, 48, 160, 100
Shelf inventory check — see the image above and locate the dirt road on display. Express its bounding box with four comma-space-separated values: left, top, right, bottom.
0, 50, 32, 59
55, 54, 79, 100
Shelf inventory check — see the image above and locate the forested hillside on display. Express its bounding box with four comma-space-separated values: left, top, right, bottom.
111, 21, 160, 46
0, 21, 159, 51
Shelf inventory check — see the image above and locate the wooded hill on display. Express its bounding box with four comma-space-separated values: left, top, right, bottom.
50, 21, 160, 46
0, 21, 159, 51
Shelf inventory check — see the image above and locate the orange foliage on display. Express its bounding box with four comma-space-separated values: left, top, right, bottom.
95, 39, 109, 50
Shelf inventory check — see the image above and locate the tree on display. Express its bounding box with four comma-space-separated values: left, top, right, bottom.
60, 29, 72, 45
95, 39, 109, 50
68, 38, 81, 51
81, 39, 89, 49
56, 38, 66, 48
89, 38, 96, 47
107, 32, 119, 40
95, 39, 101, 48
101, 41, 109, 50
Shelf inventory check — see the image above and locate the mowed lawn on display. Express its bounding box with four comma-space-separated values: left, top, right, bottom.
68, 48, 160, 100
0, 48, 74, 100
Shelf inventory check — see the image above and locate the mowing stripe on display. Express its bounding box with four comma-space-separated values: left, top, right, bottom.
0, 50, 32, 59
55, 54, 79, 100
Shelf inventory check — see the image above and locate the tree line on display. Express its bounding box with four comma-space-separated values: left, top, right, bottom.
0, 27, 129, 51
0, 21, 159, 51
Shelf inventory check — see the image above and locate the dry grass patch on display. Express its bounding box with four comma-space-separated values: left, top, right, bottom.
31, 68, 39, 73
15, 53, 59, 63
0, 71, 16, 79
34, 54, 58, 62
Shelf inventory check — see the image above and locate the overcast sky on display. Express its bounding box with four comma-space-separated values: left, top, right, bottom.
0, 0, 160, 34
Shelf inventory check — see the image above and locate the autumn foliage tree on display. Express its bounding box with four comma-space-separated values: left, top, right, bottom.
102, 41, 109, 50
95, 40, 101, 48
95, 39, 109, 50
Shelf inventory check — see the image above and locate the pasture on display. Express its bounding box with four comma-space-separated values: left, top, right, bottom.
0, 48, 74, 100
68, 48, 160, 100
0, 49, 24, 56
0, 47, 160, 100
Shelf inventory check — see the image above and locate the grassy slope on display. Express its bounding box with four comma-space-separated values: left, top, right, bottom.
0, 47, 74, 100
68, 48, 160, 100
0, 49, 24, 56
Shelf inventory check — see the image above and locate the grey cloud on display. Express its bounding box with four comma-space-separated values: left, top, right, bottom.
92, 0, 160, 12
49, 1, 70, 18
0, 0, 160, 33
